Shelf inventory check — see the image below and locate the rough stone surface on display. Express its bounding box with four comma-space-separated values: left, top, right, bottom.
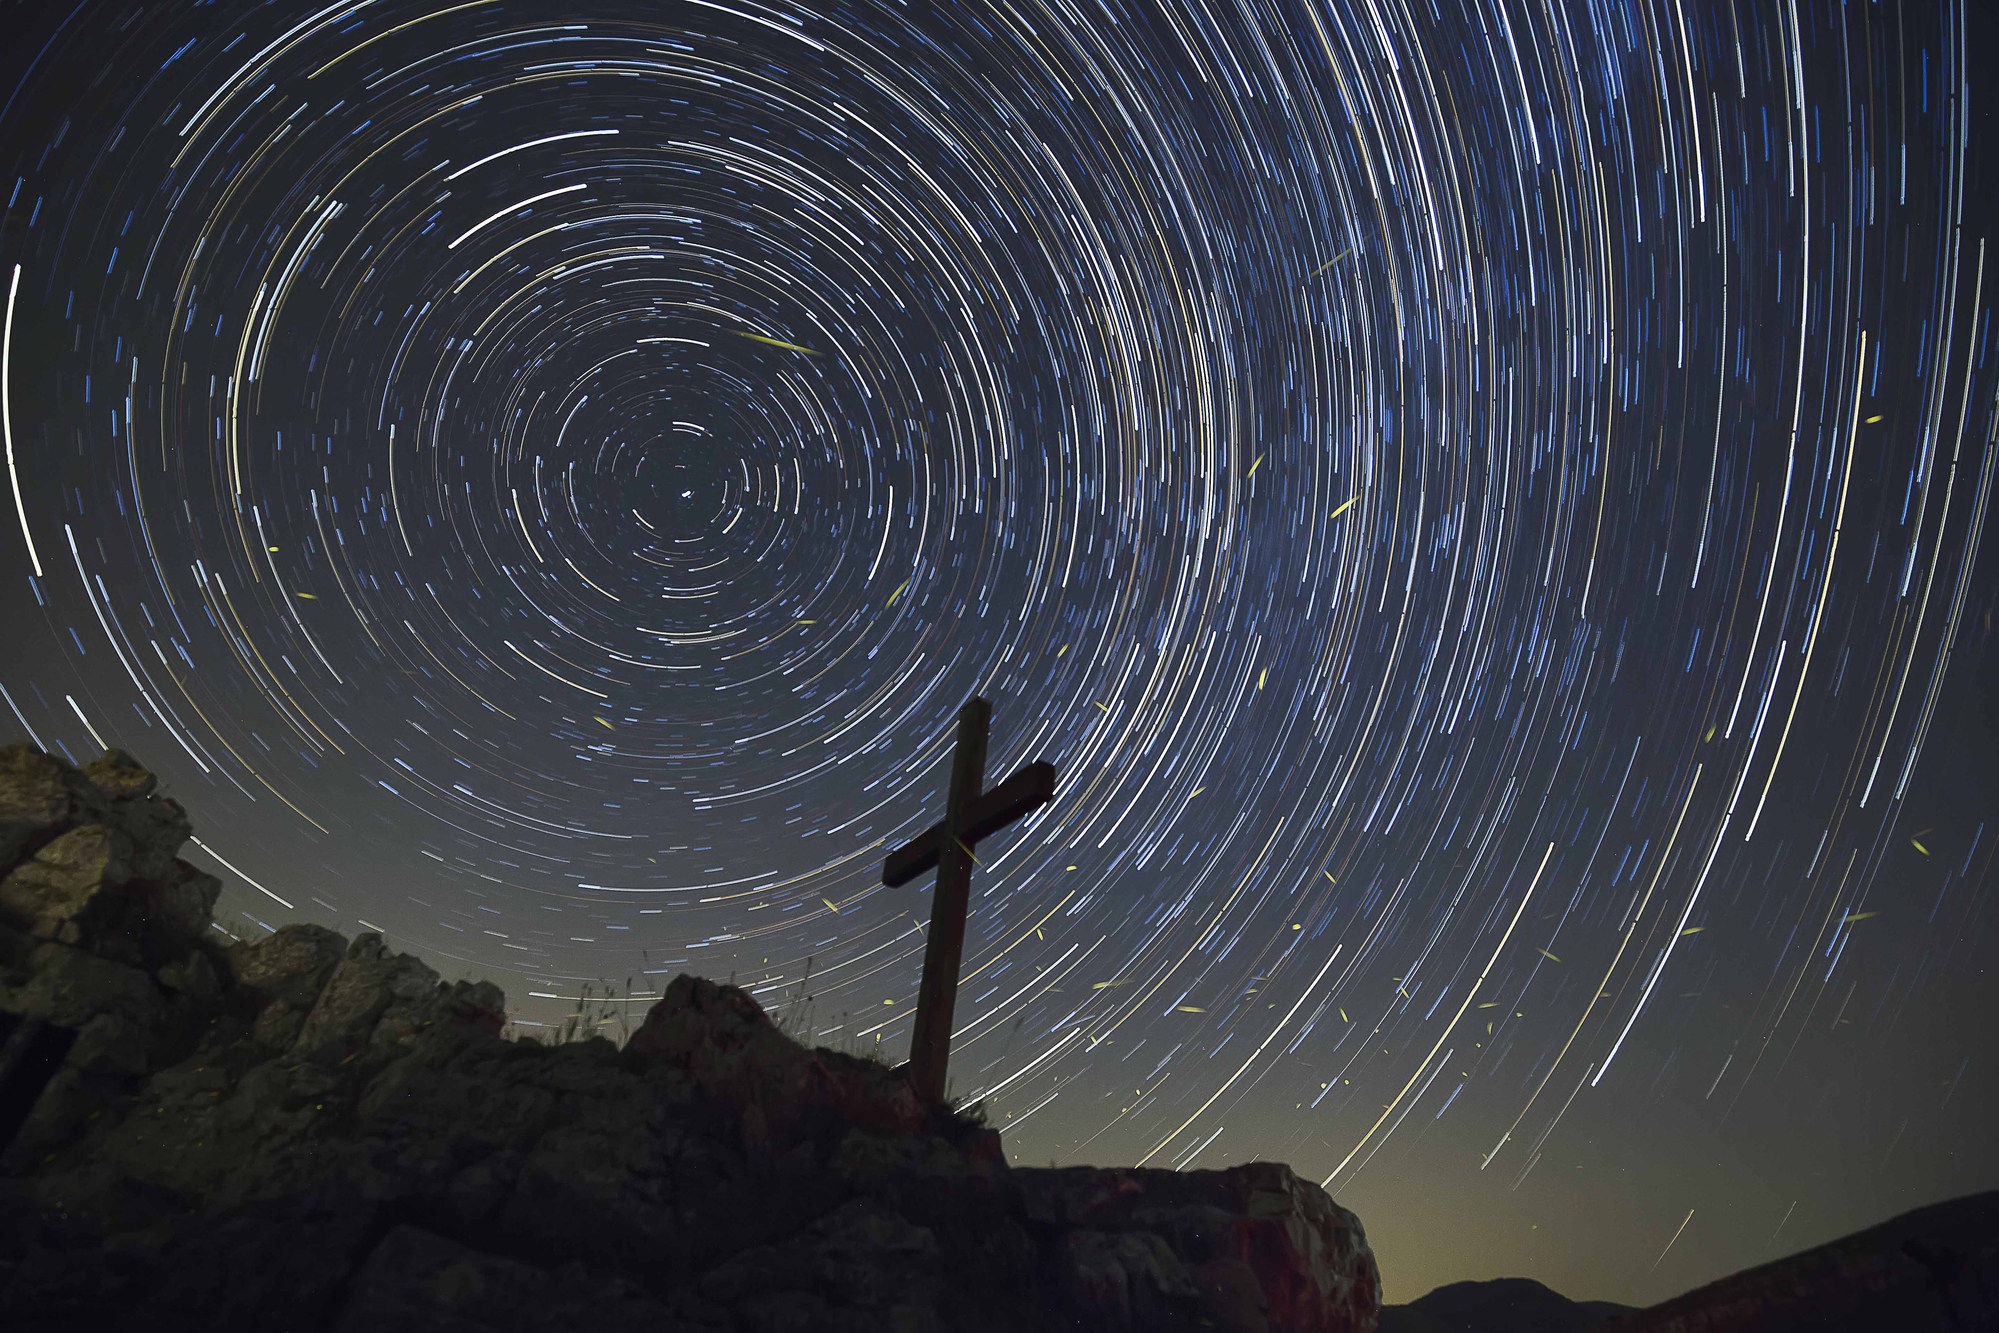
0, 743, 104, 869
1057, 1228, 1205, 1329
627, 971, 935, 1152
1, 824, 140, 958
0, 745, 1383, 1333
0, 740, 209, 970
1017, 1161, 1382, 1332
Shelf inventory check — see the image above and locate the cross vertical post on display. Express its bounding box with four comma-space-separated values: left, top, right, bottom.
906, 698, 987, 1106
886, 697, 1055, 1107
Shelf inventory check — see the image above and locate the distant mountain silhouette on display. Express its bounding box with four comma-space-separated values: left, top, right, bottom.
1381, 1188, 1999, 1333
1599, 1189, 1998, 1332
1378, 1276, 1632, 1332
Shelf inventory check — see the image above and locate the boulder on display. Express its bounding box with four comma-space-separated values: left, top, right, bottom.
227, 923, 344, 1051
291, 932, 444, 1063
0, 742, 104, 868
627, 972, 928, 1150
143, 860, 222, 953
80, 748, 158, 801
0, 824, 143, 960
0, 745, 207, 967
104, 786, 192, 882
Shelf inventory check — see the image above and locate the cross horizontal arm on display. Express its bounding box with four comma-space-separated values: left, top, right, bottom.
881, 761, 1056, 887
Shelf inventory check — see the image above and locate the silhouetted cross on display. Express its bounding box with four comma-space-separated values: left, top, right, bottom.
883, 697, 1054, 1106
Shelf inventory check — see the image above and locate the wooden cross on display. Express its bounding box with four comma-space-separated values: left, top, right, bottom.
883, 697, 1054, 1106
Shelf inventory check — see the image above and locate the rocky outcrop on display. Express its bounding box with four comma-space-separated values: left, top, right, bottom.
0, 744, 207, 969
1017, 1161, 1382, 1331
1598, 1190, 1998, 1333
626, 970, 934, 1151
0, 743, 1382, 1333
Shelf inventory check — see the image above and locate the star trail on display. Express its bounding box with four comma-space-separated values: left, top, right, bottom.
1, 0, 1994, 1307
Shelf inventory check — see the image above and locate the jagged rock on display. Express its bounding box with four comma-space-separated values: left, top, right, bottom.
230, 922, 348, 1007
140, 859, 220, 951
105, 788, 192, 883
0, 744, 206, 968
81, 748, 157, 801
80, 747, 191, 884
0, 745, 1384, 1333
0, 743, 104, 868
627, 971, 930, 1152
291, 931, 444, 1063
230, 921, 348, 1051
0, 824, 143, 960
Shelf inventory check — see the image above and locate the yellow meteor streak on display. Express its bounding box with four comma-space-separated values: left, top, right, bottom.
1306, 247, 1356, 279
1329, 494, 1360, 521
736, 330, 823, 356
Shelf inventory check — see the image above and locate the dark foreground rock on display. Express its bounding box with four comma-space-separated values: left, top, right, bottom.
1598, 1189, 1999, 1333
1377, 1277, 1632, 1332
0, 743, 1382, 1332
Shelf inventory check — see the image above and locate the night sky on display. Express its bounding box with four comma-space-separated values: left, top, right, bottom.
2, 0, 1995, 1309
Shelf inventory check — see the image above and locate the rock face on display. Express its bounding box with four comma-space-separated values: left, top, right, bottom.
1598, 1190, 1999, 1333
0, 743, 1382, 1332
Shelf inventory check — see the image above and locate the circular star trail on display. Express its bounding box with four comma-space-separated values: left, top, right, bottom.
1, 0, 1994, 1305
